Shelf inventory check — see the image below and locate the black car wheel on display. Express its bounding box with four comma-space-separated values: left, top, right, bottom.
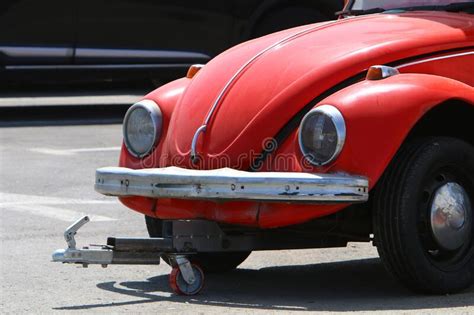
145, 216, 251, 273
373, 137, 473, 294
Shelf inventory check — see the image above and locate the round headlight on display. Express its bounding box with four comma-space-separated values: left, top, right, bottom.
298, 105, 346, 166
123, 100, 162, 158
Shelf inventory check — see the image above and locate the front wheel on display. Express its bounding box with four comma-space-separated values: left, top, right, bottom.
145, 216, 251, 273
373, 137, 473, 294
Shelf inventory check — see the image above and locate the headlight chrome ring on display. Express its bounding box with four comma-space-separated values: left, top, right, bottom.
123, 100, 163, 158
298, 105, 346, 166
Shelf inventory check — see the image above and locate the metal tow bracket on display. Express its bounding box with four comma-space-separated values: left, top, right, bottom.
52, 216, 114, 266
64, 216, 90, 249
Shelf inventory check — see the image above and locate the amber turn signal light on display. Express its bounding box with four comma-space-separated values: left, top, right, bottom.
366, 65, 400, 81
187, 64, 205, 79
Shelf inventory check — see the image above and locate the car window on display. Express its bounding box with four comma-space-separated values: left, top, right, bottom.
351, 0, 471, 11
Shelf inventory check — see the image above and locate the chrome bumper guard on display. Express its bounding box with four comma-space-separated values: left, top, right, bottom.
95, 167, 369, 203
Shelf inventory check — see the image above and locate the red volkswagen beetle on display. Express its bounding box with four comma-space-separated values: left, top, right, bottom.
53, 0, 474, 296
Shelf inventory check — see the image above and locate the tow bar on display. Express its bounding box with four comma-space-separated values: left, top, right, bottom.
53, 215, 353, 295
52, 216, 204, 295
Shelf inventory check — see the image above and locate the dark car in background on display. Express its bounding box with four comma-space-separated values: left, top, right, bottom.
0, 0, 343, 86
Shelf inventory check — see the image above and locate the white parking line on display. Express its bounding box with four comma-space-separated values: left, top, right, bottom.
0, 192, 117, 222
30, 146, 121, 156
4, 204, 115, 222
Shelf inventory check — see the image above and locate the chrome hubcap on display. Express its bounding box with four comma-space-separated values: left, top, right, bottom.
430, 182, 472, 251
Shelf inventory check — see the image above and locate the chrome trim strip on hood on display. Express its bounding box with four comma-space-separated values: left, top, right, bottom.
396, 50, 474, 69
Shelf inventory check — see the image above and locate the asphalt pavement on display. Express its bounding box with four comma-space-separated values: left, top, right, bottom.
0, 116, 473, 314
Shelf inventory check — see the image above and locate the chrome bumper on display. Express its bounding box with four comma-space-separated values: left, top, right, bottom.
95, 167, 369, 203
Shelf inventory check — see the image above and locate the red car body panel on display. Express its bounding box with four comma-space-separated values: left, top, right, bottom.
118, 11, 474, 228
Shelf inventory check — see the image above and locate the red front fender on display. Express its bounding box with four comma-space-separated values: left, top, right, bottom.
254, 73, 474, 227
303, 73, 474, 189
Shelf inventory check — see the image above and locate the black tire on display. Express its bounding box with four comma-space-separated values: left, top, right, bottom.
145, 216, 251, 273
373, 137, 474, 294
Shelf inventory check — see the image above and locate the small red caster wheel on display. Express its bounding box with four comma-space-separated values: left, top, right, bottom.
169, 263, 205, 296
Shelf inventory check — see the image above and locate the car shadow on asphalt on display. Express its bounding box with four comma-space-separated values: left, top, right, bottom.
54, 258, 474, 312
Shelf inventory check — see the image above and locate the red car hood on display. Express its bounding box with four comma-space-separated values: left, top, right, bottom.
163, 11, 474, 169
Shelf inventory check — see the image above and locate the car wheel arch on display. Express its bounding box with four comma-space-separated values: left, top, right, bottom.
404, 99, 474, 147
365, 99, 474, 220
371, 98, 474, 188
